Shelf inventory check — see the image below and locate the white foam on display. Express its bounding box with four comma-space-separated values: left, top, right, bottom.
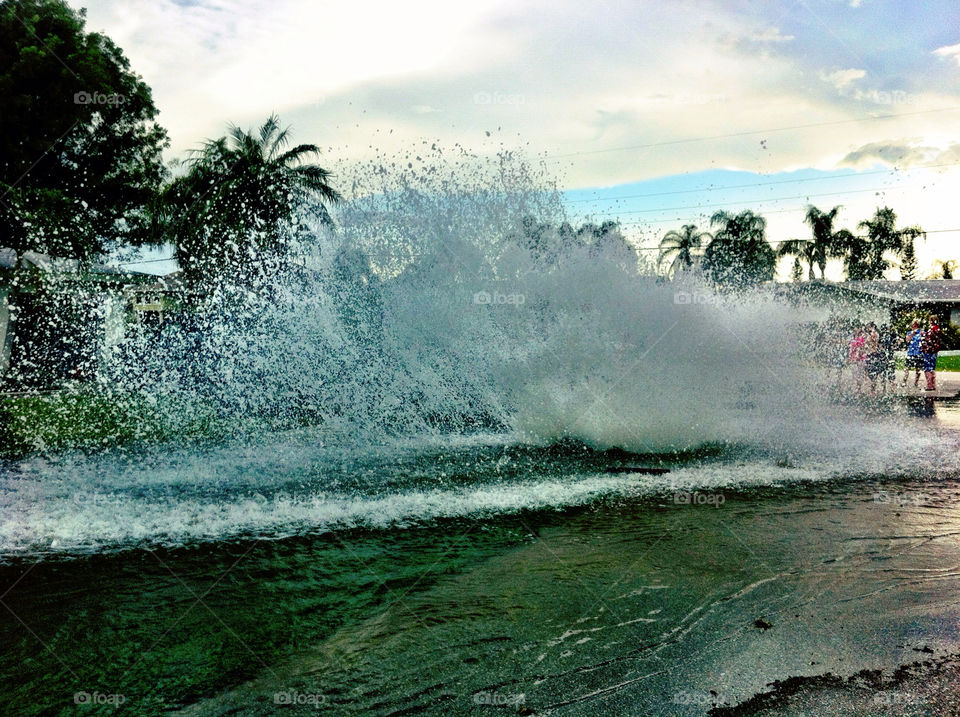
3, 426, 958, 556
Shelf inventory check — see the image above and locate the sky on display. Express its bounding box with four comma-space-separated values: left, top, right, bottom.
78, 0, 960, 278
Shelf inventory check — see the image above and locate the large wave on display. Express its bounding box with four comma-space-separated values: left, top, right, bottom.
105, 146, 870, 452
3, 146, 956, 556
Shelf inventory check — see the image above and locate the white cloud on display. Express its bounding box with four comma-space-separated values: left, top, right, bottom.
82, 0, 514, 153
75, 0, 960, 196
933, 42, 960, 66
751, 27, 795, 44
820, 68, 867, 90
840, 140, 934, 168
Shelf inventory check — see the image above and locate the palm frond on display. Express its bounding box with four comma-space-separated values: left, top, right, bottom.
775, 239, 811, 258
258, 114, 281, 145
277, 143, 321, 166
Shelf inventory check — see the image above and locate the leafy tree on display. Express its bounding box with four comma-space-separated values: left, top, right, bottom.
930, 259, 957, 280
776, 206, 855, 281
702, 210, 775, 287
802, 205, 853, 279
790, 255, 804, 282
155, 115, 340, 286
513, 218, 635, 270
837, 232, 871, 280
584, 220, 638, 272
832, 207, 922, 280
0, 0, 168, 259
514, 215, 557, 265
899, 237, 918, 280
658, 224, 710, 278
775, 239, 816, 280
897, 226, 923, 280
847, 207, 922, 280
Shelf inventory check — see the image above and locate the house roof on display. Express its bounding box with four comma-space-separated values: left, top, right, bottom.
19, 250, 121, 276
124, 271, 186, 294
0, 247, 155, 284
840, 280, 960, 304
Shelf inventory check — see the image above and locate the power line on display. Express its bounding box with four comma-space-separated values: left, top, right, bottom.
633, 227, 960, 251
547, 105, 960, 160
590, 184, 919, 218
562, 161, 960, 205
117, 257, 176, 265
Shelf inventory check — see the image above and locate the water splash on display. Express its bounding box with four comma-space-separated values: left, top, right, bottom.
3, 145, 955, 556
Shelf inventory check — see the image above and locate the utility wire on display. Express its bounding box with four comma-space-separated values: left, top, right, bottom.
578, 184, 919, 218
547, 105, 960, 160
563, 161, 960, 204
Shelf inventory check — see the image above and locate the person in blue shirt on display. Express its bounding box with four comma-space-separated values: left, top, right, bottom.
921, 315, 942, 391
902, 320, 923, 388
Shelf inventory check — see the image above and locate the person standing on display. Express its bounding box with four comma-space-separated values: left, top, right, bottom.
902, 320, 924, 388
831, 321, 848, 391
878, 324, 896, 395
864, 323, 882, 395
921, 315, 942, 392
849, 326, 867, 394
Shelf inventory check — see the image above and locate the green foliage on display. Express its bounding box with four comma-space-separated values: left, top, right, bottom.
154, 114, 340, 287
774, 205, 854, 281
936, 354, 960, 371
939, 323, 960, 351
775, 238, 816, 280
790, 255, 803, 282
0, 0, 168, 258
513, 217, 638, 270
899, 237, 917, 279
893, 309, 960, 351
803, 205, 851, 279
702, 210, 775, 287
658, 224, 710, 278
840, 207, 922, 280
929, 259, 957, 279
0, 391, 222, 457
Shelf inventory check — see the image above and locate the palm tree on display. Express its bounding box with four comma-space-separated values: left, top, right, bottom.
930, 259, 958, 280
157, 114, 340, 286
832, 230, 871, 280
802, 205, 854, 279
775, 239, 816, 280
703, 210, 776, 287
658, 224, 710, 278
852, 207, 921, 280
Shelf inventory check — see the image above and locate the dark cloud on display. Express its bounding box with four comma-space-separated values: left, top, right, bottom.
840, 140, 960, 168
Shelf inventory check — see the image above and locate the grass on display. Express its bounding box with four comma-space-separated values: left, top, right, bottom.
936, 355, 960, 372
0, 390, 224, 458
894, 356, 960, 372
